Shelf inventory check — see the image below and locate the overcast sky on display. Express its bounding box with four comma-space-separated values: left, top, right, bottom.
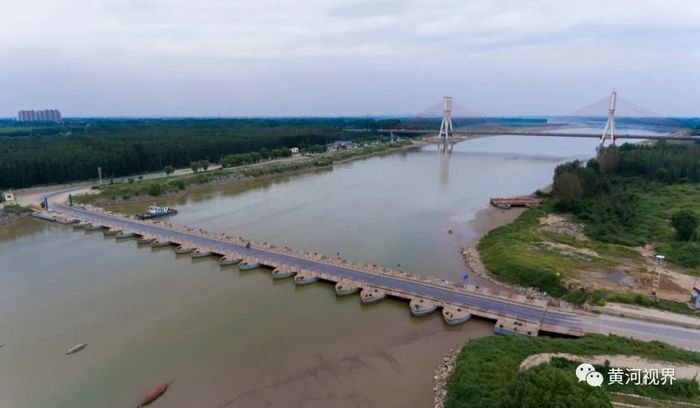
1, 0, 699, 117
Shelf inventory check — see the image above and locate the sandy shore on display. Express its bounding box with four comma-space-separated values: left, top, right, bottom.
467, 206, 526, 240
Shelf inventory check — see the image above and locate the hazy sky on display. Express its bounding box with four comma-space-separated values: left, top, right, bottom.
2, 0, 699, 117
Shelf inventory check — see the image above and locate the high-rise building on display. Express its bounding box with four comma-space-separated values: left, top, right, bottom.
17, 109, 62, 123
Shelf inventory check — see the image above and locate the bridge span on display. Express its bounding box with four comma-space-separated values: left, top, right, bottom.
351, 128, 700, 141
34, 192, 700, 350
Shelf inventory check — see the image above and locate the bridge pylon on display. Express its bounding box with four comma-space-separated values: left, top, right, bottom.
600, 91, 617, 147
438, 96, 453, 143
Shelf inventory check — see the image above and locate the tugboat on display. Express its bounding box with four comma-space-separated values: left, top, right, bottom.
136, 203, 177, 220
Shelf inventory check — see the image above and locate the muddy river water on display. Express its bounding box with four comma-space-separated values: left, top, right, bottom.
1, 135, 605, 407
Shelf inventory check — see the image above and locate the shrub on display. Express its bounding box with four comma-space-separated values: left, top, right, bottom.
146, 183, 162, 196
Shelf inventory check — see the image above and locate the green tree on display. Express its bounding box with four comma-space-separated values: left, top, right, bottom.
147, 183, 162, 196
164, 165, 175, 175
671, 210, 698, 241
598, 146, 620, 173
554, 172, 583, 210
577, 167, 598, 197
586, 158, 600, 173
190, 161, 200, 173
200, 160, 210, 171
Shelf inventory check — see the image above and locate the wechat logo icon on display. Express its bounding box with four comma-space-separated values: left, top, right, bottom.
576, 363, 604, 387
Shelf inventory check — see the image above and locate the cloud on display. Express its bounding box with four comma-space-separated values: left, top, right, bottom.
1, 0, 698, 116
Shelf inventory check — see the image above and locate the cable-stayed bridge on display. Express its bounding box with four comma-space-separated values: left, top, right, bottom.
348, 92, 699, 146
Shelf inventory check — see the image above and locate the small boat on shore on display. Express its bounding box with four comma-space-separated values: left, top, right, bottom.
103, 229, 122, 236
220, 256, 242, 266
239, 261, 261, 270
72, 222, 89, 229
137, 237, 154, 245
151, 240, 171, 248
116, 232, 137, 239
136, 203, 177, 220
65, 343, 87, 355
138, 382, 171, 407
84, 224, 104, 231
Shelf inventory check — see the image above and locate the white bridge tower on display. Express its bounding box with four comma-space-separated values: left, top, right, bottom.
600, 91, 617, 146
438, 96, 453, 143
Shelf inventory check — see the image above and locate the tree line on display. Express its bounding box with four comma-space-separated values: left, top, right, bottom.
0, 118, 395, 188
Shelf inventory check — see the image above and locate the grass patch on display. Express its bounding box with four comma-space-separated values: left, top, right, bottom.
446, 334, 700, 408
1, 204, 30, 215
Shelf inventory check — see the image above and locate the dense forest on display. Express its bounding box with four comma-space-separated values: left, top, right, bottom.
0, 118, 400, 188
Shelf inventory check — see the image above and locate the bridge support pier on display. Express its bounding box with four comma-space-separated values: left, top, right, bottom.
438, 96, 453, 145
600, 91, 617, 147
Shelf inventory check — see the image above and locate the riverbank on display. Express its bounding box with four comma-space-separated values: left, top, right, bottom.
72, 139, 422, 206
0, 204, 31, 227
475, 142, 700, 316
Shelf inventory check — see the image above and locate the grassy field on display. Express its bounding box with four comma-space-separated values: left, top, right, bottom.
446, 334, 700, 408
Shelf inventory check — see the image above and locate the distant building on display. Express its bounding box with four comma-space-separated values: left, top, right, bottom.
18, 109, 62, 123
290, 147, 300, 154
332, 140, 355, 150
691, 285, 700, 310
3, 191, 15, 202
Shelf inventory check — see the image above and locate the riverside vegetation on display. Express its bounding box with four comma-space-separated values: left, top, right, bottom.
74, 140, 412, 204
478, 141, 700, 313
445, 334, 700, 408
0, 118, 401, 189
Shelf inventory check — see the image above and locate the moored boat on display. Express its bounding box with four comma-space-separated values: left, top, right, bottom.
138, 382, 171, 407
136, 203, 177, 220
191, 249, 212, 258
150, 240, 171, 248
360, 287, 386, 304
294, 272, 318, 285
272, 268, 295, 279
116, 231, 137, 239
103, 228, 122, 236
442, 305, 471, 325
409, 298, 438, 317
174, 245, 193, 254
220, 256, 242, 266
84, 224, 104, 231
239, 261, 261, 270
335, 280, 360, 296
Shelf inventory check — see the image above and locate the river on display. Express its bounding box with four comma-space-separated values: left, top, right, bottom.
0, 135, 607, 407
